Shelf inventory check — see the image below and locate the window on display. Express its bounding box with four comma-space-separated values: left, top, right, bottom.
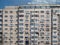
20, 32, 23, 34
53, 44, 57, 45
16, 28, 18, 30
25, 41, 29, 45
25, 15, 29, 19
55, 10, 60, 12
46, 11, 49, 14
19, 10, 24, 13
16, 15, 18, 18
10, 24, 13, 27
25, 28, 28, 30
53, 40, 57, 43
0, 32, 2, 34
10, 15, 13, 19
19, 23, 23, 26
46, 41, 49, 44
0, 37, 2, 39
53, 19, 57, 21
41, 15, 44, 17
40, 28, 44, 31
19, 44, 23, 45
0, 15, 2, 17
46, 33, 50, 36
58, 40, 60, 42
25, 32, 28, 34
5, 24, 8, 26
0, 41, 2, 43
20, 19, 23, 22
46, 37, 50, 39
35, 24, 38, 26
30, 11, 34, 13
5, 11, 8, 13
5, 20, 7, 22
46, 15, 50, 18
10, 32, 13, 34
53, 27, 57, 30
46, 28, 49, 31
19, 15, 24, 17
41, 11, 44, 13
0, 11, 2, 13
0, 24, 2, 26
24, 6, 33, 9
41, 37, 44, 39
0, 20, 2, 21
35, 11, 39, 13
31, 19, 34, 22
25, 24, 28, 27
40, 32, 44, 36
40, 19, 44, 23
25, 20, 29, 22
54, 32, 56, 34
30, 11, 39, 13
34, 15, 39, 17
46, 19, 50, 22
16, 20, 18, 22
40, 24, 44, 27
53, 24, 56, 25
10, 28, 13, 30
0, 28, 2, 30
5, 32, 8, 34
4, 37, 8, 39
19, 40, 23, 43
41, 41, 44, 43
10, 41, 13, 43
10, 15, 13, 17
46, 24, 49, 27
31, 27, 38, 30
31, 36, 37, 38
25, 37, 28, 38
15, 24, 18, 26
10, 20, 13, 23
5, 28, 8, 30
31, 15, 39, 17
19, 36, 23, 38
10, 11, 13, 13
10, 37, 13, 39
5, 15, 8, 17
4, 41, 8, 43
53, 36, 57, 38
19, 27, 23, 30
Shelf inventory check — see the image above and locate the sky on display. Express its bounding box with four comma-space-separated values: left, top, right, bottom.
0, 0, 31, 8
0, 0, 60, 9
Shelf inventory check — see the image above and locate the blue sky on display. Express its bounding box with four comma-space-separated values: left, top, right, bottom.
0, 0, 60, 9
0, 0, 31, 8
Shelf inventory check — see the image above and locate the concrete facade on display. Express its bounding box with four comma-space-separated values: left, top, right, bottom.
0, 4, 60, 45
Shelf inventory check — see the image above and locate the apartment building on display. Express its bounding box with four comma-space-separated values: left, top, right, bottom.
3, 7, 18, 45
0, 9, 3, 45
1, 4, 60, 45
